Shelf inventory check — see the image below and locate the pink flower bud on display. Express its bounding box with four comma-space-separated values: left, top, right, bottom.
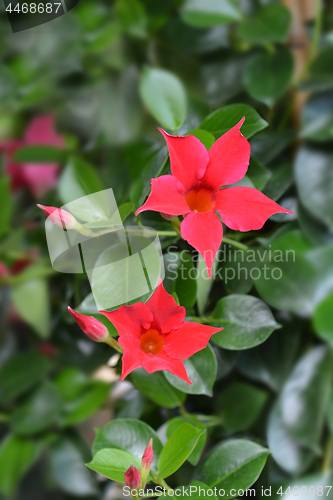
0, 262, 9, 278
140, 438, 153, 488
37, 204, 78, 229
124, 464, 140, 489
68, 307, 109, 343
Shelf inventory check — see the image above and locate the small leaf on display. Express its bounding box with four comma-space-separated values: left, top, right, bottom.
166, 416, 207, 466
115, 0, 147, 38
131, 369, 186, 408
313, 293, 333, 345
140, 66, 187, 131
61, 381, 110, 427
164, 344, 217, 396
86, 448, 141, 482
211, 294, 281, 350
13, 145, 67, 163
175, 252, 197, 308
180, 0, 241, 28
247, 157, 272, 191
237, 3, 291, 44
158, 422, 205, 478
186, 129, 215, 150
200, 104, 268, 139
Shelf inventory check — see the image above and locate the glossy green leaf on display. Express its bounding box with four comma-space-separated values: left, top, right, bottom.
244, 48, 294, 107
11, 278, 50, 338
11, 381, 62, 435
166, 416, 207, 467
50, 436, 98, 496
201, 104, 268, 139
262, 162, 293, 201
237, 3, 291, 44
158, 422, 205, 478
313, 293, 333, 345
13, 145, 67, 163
165, 344, 217, 396
131, 369, 186, 408
0, 434, 43, 496
175, 252, 197, 308
202, 439, 270, 496
61, 381, 110, 427
211, 294, 281, 350
180, 0, 241, 28
92, 418, 163, 473
295, 146, 333, 231
86, 448, 141, 482
116, 0, 147, 38
298, 202, 333, 246
250, 131, 294, 165
0, 353, 51, 404
140, 66, 187, 131
247, 157, 272, 191
301, 92, 333, 141
58, 157, 106, 222
0, 177, 12, 238
186, 128, 215, 150
217, 382, 268, 432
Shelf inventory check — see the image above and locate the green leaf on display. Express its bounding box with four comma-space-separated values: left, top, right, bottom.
11, 278, 50, 338
131, 369, 186, 408
186, 128, 215, 150
58, 157, 107, 222
0, 434, 43, 496
180, 0, 241, 28
196, 253, 215, 314
166, 417, 207, 466
175, 252, 197, 308
165, 344, 217, 396
237, 3, 291, 44
250, 131, 294, 165
211, 294, 281, 350
300, 92, 333, 141
50, 436, 98, 496
11, 381, 62, 436
84, 202, 134, 228
200, 104, 268, 139
217, 382, 268, 432
244, 48, 294, 107
313, 293, 333, 345
140, 66, 187, 131
0, 177, 12, 238
86, 448, 141, 482
158, 422, 205, 478
92, 418, 163, 473
298, 202, 333, 247
115, 0, 147, 38
247, 157, 272, 191
61, 381, 110, 427
13, 145, 67, 163
0, 353, 51, 404
262, 162, 293, 201
202, 439, 270, 496
295, 146, 333, 231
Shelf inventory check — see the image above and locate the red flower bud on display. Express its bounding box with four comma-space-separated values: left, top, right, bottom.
124, 464, 140, 489
140, 438, 153, 488
0, 262, 9, 278
37, 204, 78, 229
68, 307, 109, 343
160, 212, 175, 220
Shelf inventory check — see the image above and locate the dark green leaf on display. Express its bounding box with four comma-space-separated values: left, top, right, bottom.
247, 157, 272, 191
262, 162, 293, 201
61, 381, 109, 427
165, 344, 217, 396
116, 0, 147, 38
201, 104, 268, 139
175, 252, 197, 308
186, 128, 215, 150
237, 3, 291, 44
11, 279, 50, 338
211, 294, 281, 350
300, 92, 333, 141
180, 0, 241, 28
313, 293, 333, 345
13, 145, 67, 163
131, 369, 186, 408
0, 177, 12, 238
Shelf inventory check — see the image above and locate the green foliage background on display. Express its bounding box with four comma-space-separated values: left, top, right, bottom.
0, 0, 333, 498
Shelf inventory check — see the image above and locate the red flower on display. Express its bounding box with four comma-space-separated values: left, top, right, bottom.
1, 115, 64, 198
100, 281, 221, 384
124, 464, 140, 489
136, 121, 292, 278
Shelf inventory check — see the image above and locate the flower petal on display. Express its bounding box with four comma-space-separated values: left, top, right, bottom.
159, 129, 209, 191
164, 322, 222, 359
142, 351, 192, 384
181, 211, 222, 279
216, 186, 293, 232
24, 115, 64, 147
135, 175, 190, 216
100, 303, 153, 339
118, 334, 144, 380
201, 118, 251, 189
146, 280, 186, 333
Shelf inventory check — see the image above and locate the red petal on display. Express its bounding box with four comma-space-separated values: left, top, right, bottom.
146, 281, 186, 333
100, 303, 153, 339
24, 115, 64, 147
164, 322, 222, 359
201, 118, 250, 189
216, 187, 293, 232
181, 211, 222, 279
135, 175, 190, 216
118, 334, 144, 380
142, 351, 192, 384
159, 129, 209, 191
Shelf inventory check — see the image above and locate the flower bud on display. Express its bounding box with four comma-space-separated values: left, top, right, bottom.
160, 212, 175, 220
68, 307, 109, 343
124, 464, 140, 489
140, 438, 153, 488
0, 262, 9, 278
37, 204, 78, 229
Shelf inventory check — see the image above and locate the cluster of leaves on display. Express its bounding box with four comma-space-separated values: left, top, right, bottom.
1, 0, 333, 499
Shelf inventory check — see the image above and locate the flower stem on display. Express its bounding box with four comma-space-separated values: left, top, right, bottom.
222, 237, 248, 251
179, 402, 190, 418
105, 336, 123, 354
153, 478, 173, 492
322, 434, 333, 472
308, 0, 322, 69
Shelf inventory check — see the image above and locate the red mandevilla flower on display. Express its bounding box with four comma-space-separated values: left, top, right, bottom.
124, 464, 140, 489
100, 281, 222, 383
37, 204, 78, 229
136, 121, 292, 278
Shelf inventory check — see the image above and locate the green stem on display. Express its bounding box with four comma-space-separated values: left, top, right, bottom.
105, 336, 123, 354
222, 237, 248, 251
156, 230, 178, 237
179, 402, 190, 418
308, 0, 322, 69
153, 478, 173, 492
322, 434, 333, 472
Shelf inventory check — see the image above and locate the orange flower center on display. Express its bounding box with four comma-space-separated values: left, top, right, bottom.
140, 328, 165, 355
185, 186, 217, 212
